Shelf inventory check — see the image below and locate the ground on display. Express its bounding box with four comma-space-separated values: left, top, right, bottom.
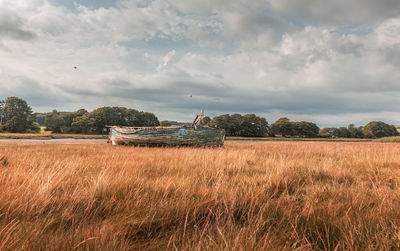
0, 142, 400, 250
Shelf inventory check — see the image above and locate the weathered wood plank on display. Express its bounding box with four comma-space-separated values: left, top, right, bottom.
109, 126, 225, 147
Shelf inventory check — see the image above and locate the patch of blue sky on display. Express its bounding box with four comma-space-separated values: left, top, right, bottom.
255, 8, 307, 33
118, 36, 235, 57
334, 24, 375, 35
50, 0, 118, 12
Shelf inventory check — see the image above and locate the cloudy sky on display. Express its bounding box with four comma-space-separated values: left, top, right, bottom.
1, 0, 400, 126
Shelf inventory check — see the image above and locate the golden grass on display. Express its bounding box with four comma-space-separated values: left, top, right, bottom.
1, 142, 400, 250
374, 136, 400, 143
226, 136, 372, 142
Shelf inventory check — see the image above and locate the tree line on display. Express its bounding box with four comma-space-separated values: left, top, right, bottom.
207, 115, 399, 138
0, 97, 159, 134
0, 96, 399, 138
42, 107, 159, 134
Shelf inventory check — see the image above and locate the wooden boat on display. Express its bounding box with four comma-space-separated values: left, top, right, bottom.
108, 110, 225, 147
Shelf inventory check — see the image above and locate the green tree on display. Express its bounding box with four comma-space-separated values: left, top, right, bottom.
271, 117, 293, 137
60, 109, 88, 133
347, 124, 364, 138
141, 112, 160, 126
319, 128, 340, 138
238, 114, 269, 137
292, 121, 320, 137
71, 107, 159, 134
209, 114, 232, 135
364, 121, 399, 138
209, 113, 269, 137
0, 100, 5, 131
44, 110, 65, 133
71, 113, 95, 134
337, 127, 350, 138
0, 97, 38, 132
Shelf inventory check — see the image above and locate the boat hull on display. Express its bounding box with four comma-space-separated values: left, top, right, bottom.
109, 126, 225, 147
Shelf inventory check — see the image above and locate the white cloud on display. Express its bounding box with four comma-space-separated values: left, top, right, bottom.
269, 0, 400, 25
157, 50, 176, 71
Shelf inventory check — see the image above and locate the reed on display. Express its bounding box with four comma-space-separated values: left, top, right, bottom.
0, 142, 399, 250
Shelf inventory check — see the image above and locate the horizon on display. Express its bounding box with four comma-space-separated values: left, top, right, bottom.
1, 0, 400, 128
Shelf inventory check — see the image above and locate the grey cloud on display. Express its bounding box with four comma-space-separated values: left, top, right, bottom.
269, 0, 400, 26
0, 76, 69, 107
56, 77, 400, 117
0, 8, 36, 41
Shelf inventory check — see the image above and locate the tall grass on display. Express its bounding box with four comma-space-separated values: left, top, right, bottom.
374, 136, 400, 143
0, 142, 400, 250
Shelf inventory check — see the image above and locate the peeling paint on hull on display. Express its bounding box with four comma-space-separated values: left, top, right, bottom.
109, 126, 225, 147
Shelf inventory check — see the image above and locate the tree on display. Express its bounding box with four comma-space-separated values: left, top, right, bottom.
0, 97, 38, 132
364, 121, 399, 138
71, 113, 95, 134
160, 120, 171, 126
209, 114, 232, 134
238, 114, 270, 137
61, 109, 88, 132
71, 107, 159, 134
271, 118, 293, 137
347, 124, 364, 138
209, 113, 269, 137
319, 128, 340, 138
44, 110, 65, 133
337, 127, 350, 138
292, 121, 320, 137
141, 112, 160, 126
202, 116, 211, 126
0, 100, 5, 131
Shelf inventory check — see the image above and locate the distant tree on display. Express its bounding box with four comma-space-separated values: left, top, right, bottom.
34, 113, 47, 126
44, 110, 65, 133
209, 114, 232, 134
337, 127, 350, 138
71, 113, 94, 134
209, 113, 269, 137
141, 112, 160, 126
229, 114, 243, 136
71, 107, 159, 134
0, 97, 38, 132
202, 116, 211, 126
271, 117, 293, 137
61, 109, 87, 128
160, 120, 171, 126
364, 121, 399, 138
347, 124, 364, 138
238, 114, 270, 137
292, 121, 320, 137
319, 128, 340, 138
0, 100, 5, 131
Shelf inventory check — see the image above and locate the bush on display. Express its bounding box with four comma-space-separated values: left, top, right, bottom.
209, 114, 270, 137
364, 121, 399, 138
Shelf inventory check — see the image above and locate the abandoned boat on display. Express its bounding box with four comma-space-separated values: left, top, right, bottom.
108, 110, 225, 147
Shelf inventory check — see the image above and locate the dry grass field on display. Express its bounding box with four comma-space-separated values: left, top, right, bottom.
1, 142, 400, 250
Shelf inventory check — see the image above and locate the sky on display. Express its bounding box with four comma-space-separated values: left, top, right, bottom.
0, 0, 400, 127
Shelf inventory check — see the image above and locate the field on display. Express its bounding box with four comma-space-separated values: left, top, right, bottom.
1, 142, 400, 250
